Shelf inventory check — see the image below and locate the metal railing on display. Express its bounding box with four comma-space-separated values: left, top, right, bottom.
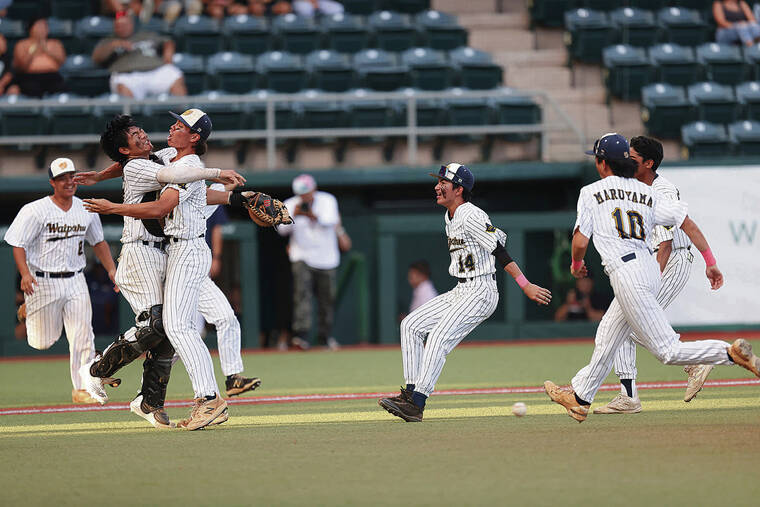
0, 88, 585, 170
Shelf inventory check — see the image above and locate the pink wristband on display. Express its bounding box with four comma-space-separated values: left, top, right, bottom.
515, 274, 529, 289
701, 248, 716, 267
571, 259, 583, 271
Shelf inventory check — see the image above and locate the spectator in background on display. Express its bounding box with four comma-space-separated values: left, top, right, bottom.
554, 274, 610, 322
7, 17, 66, 97
249, 0, 292, 16
0, 0, 11, 17
0, 34, 13, 95
203, 0, 248, 19
407, 260, 438, 314
713, 0, 760, 46
292, 0, 343, 17
277, 174, 341, 351
92, 11, 186, 99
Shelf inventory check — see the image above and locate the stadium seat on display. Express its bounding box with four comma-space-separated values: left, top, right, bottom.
305, 50, 355, 92
368, 11, 418, 52
294, 89, 347, 131
641, 82, 693, 138
223, 15, 270, 55
657, 7, 709, 47
610, 7, 660, 47
139, 93, 175, 132
6, 0, 39, 22
0, 18, 25, 52
51, 0, 95, 20
401, 47, 453, 91
743, 44, 760, 80
729, 120, 760, 156
696, 43, 747, 86
442, 88, 492, 130
173, 15, 224, 56
564, 9, 615, 63
386, 0, 430, 14
649, 43, 699, 86
206, 51, 257, 94
340, 0, 381, 15
490, 88, 542, 141
415, 10, 468, 51
602, 44, 654, 100
736, 81, 760, 121
61, 55, 110, 97
76, 16, 114, 55
91, 92, 148, 131
272, 14, 321, 55
172, 53, 207, 95
247, 89, 298, 132
135, 17, 169, 35
628, 0, 668, 9
354, 48, 409, 91
0, 95, 47, 137
47, 18, 80, 56
681, 121, 730, 158
44, 93, 97, 136
191, 90, 247, 146
322, 13, 370, 54
344, 88, 395, 133
257, 51, 308, 93
529, 0, 574, 27
687, 82, 740, 124
392, 87, 446, 128
449, 47, 502, 90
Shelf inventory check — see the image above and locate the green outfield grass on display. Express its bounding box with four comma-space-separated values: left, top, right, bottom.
1, 340, 759, 506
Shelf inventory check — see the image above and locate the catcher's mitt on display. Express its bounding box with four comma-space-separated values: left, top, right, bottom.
17, 303, 26, 323
238, 191, 293, 227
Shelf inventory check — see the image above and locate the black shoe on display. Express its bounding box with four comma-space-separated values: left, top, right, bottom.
378, 394, 424, 422
225, 374, 262, 397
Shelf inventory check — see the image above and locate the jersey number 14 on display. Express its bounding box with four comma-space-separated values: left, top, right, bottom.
611, 208, 645, 240
458, 253, 475, 273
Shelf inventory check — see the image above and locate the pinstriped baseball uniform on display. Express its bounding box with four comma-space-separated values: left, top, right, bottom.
4, 197, 104, 391
569, 175, 732, 403
401, 202, 503, 397
613, 174, 694, 387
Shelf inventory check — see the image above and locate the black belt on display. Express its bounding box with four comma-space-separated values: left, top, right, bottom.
458, 274, 496, 283
168, 234, 205, 243
141, 240, 167, 250
35, 269, 83, 279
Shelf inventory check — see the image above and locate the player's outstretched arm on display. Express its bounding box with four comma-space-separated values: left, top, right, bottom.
12, 247, 37, 295
74, 162, 123, 186
493, 242, 551, 305
84, 189, 179, 219
680, 216, 723, 290
155, 165, 246, 187
570, 229, 589, 279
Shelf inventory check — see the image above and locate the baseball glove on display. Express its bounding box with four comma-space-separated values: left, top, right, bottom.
239, 191, 293, 227
17, 303, 26, 323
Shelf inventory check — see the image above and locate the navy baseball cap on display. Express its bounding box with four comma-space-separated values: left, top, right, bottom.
585, 132, 630, 161
429, 163, 474, 191
169, 108, 212, 142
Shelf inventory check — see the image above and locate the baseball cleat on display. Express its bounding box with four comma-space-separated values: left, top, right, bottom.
384, 387, 413, 405
683, 364, 714, 402
727, 339, 760, 377
71, 389, 99, 404
207, 408, 229, 426
543, 381, 589, 423
130, 395, 174, 429
225, 374, 262, 397
592, 393, 641, 414
177, 395, 228, 430
378, 394, 423, 422
78, 360, 109, 405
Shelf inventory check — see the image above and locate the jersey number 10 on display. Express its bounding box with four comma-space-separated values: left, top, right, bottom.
611, 208, 645, 240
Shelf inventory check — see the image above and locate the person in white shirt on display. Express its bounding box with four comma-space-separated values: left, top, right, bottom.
408, 260, 438, 314
277, 174, 341, 350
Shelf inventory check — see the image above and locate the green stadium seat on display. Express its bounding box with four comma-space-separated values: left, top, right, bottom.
135, 17, 170, 35
641, 82, 693, 138
649, 43, 699, 86
172, 53, 207, 95
344, 88, 395, 134
76, 16, 114, 55
341, 0, 381, 16
294, 89, 347, 131
272, 14, 321, 55
48, 18, 80, 56
223, 15, 270, 55
6, 0, 39, 22
0, 18, 25, 53
602, 44, 654, 100
578, 0, 612, 10
687, 81, 740, 124
322, 13, 370, 54
305, 50, 355, 92
696, 43, 747, 86
354, 48, 409, 91
257, 51, 308, 93
444, 90, 492, 133
51, 0, 95, 20
415, 10, 468, 51
61, 55, 110, 97
191, 90, 247, 146
247, 89, 298, 133
628, 0, 668, 10
564, 9, 615, 63
401, 47, 453, 91
173, 15, 224, 56
490, 87, 542, 142
743, 44, 760, 80
657, 7, 709, 47
610, 7, 660, 47
449, 47, 502, 90
529, 0, 574, 28
91, 92, 158, 133
139, 93, 175, 132
736, 81, 760, 121
0, 95, 47, 136
681, 121, 730, 158
368, 11, 418, 52
386, 0, 430, 14
44, 93, 97, 137
392, 87, 446, 128
206, 51, 257, 93
729, 120, 760, 155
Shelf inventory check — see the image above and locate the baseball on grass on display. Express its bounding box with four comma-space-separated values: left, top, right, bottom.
512, 402, 527, 417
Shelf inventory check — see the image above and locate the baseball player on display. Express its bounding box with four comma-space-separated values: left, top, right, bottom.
378, 163, 552, 422
4, 158, 117, 404
595, 136, 712, 414
544, 133, 760, 423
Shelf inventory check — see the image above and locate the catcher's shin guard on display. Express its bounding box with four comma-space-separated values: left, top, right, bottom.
140, 354, 173, 411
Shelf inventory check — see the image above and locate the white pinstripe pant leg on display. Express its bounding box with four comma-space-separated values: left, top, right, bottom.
415, 280, 499, 397
400, 291, 453, 386
199, 277, 243, 377
165, 240, 219, 398
25, 278, 65, 352
62, 275, 96, 390
114, 243, 166, 317
613, 249, 694, 380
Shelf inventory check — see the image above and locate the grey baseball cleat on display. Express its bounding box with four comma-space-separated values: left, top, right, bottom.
683, 364, 714, 402
593, 393, 642, 414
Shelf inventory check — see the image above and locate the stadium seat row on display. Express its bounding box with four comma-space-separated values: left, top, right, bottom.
682, 120, 760, 158
531, 0, 716, 27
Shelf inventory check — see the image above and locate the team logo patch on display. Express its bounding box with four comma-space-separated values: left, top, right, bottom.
485, 224, 496, 233
59, 161, 68, 169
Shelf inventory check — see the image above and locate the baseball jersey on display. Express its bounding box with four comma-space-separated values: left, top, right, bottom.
4, 196, 104, 272
120, 156, 168, 243
574, 175, 688, 273
444, 202, 507, 278
648, 174, 692, 250
158, 152, 207, 239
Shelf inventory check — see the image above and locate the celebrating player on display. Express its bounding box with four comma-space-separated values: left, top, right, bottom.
4, 158, 118, 404
544, 133, 760, 423
378, 163, 552, 422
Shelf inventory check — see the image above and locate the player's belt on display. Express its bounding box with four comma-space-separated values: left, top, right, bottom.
458, 273, 496, 283
35, 269, 83, 279
168, 234, 205, 243
141, 240, 168, 250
